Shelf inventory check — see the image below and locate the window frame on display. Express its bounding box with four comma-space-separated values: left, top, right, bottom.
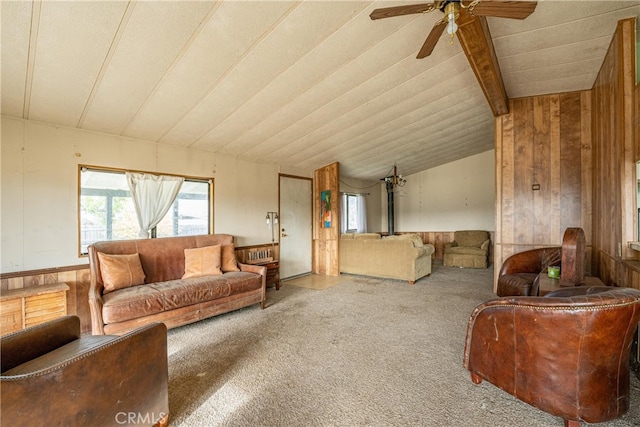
344, 193, 359, 233
77, 164, 214, 256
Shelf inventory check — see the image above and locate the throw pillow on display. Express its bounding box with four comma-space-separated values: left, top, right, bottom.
183, 245, 222, 279
221, 244, 240, 272
97, 252, 146, 294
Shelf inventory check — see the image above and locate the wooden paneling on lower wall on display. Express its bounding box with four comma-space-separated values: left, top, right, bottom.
1, 265, 91, 334
494, 91, 593, 291
409, 232, 455, 260
314, 162, 340, 276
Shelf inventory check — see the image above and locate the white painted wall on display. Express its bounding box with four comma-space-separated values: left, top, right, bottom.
1, 117, 311, 272
1, 117, 495, 272
381, 150, 495, 232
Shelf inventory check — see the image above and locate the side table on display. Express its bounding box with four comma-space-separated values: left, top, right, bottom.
256, 260, 280, 290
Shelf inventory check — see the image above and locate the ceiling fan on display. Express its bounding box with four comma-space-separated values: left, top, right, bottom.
370, 0, 538, 58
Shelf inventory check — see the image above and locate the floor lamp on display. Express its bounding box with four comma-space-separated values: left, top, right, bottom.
265, 211, 279, 259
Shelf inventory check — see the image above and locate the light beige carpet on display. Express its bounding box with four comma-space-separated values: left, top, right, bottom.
166, 264, 640, 426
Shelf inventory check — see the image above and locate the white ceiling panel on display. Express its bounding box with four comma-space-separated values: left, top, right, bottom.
1, 1, 32, 118
1, 0, 638, 181
27, 1, 128, 126
160, 1, 370, 146
123, 1, 296, 142
81, 1, 215, 134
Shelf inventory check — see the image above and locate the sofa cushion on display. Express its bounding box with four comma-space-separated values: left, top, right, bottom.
445, 246, 487, 256
97, 252, 146, 294
148, 276, 231, 311
182, 245, 222, 279
221, 244, 240, 272
224, 271, 264, 295
102, 285, 165, 324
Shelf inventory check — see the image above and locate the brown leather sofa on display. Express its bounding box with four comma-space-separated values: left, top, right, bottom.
1, 315, 169, 427
88, 234, 266, 335
463, 286, 640, 426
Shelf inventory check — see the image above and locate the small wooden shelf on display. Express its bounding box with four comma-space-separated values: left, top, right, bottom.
1, 283, 69, 335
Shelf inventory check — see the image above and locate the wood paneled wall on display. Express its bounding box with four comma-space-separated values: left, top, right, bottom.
494, 18, 638, 292
313, 162, 340, 276
591, 18, 638, 288
494, 91, 593, 290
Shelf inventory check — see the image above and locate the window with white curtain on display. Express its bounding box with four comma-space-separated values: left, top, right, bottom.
79, 166, 212, 254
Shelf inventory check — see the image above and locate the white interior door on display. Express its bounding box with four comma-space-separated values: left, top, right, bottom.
279, 175, 312, 279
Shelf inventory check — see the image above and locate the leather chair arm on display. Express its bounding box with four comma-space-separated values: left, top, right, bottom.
1, 315, 81, 373
1, 322, 169, 427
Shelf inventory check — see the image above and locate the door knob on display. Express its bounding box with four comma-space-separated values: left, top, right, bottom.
281, 233, 288, 237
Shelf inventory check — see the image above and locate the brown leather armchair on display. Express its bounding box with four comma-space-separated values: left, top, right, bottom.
497, 246, 561, 296
497, 227, 585, 296
463, 286, 640, 426
1, 315, 169, 427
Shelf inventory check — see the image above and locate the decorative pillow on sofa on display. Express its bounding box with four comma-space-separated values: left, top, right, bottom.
97, 252, 146, 294
221, 244, 240, 272
183, 245, 222, 279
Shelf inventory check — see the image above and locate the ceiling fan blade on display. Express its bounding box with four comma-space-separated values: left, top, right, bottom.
416, 20, 447, 58
468, 0, 537, 20
370, 2, 439, 20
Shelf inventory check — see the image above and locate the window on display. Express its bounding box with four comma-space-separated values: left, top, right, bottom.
79, 166, 212, 254
345, 194, 359, 233
341, 193, 367, 233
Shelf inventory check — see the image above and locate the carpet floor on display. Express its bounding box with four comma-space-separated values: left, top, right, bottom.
166, 263, 640, 427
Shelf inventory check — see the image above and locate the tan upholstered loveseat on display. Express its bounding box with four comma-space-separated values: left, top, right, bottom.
88, 234, 266, 335
443, 230, 490, 268
339, 233, 434, 284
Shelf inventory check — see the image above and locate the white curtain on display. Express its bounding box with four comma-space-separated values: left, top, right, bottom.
340, 194, 348, 234
356, 194, 367, 233
126, 172, 184, 238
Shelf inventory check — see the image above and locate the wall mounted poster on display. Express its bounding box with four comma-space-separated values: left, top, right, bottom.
321, 190, 331, 228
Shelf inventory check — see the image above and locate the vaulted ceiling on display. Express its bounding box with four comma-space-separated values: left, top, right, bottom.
2, 1, 638, 181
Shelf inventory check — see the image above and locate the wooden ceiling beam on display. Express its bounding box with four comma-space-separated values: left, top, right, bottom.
456, 12, 509, 117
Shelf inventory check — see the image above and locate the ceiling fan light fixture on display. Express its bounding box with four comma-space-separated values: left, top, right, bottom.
444, 2, 460, 43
